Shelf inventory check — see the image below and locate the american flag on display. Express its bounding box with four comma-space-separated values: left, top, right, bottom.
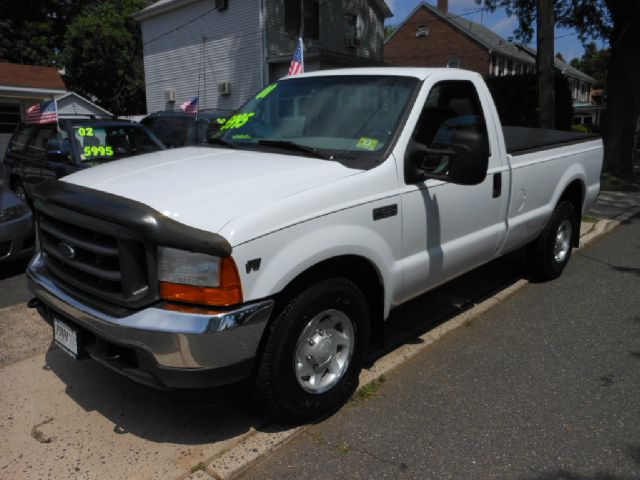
26, 99, 58, 124
288, 38, 304, 76
180, 96, 198, 114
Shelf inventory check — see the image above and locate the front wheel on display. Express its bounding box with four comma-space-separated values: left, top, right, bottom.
253, 278, 371, 423
527, 201, 577, 280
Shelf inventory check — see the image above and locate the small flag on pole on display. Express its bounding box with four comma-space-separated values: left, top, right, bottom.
288, 38, 304, 76
26, 99, 58, 124
180, 96, 198, 115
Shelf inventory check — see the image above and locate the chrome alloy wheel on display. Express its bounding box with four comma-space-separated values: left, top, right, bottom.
294, 309, 355, 394
554, 219, 573, 263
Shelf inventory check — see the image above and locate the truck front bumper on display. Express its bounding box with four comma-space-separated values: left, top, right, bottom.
27, 254, 274, 389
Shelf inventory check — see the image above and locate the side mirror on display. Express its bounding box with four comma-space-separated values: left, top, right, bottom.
405, 130, 489, 186
447, 130, 489, 185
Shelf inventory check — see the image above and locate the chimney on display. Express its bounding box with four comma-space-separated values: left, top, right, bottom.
437, 0, 448, 12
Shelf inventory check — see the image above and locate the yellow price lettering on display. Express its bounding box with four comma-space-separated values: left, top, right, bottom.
256, 84, 278, 99
78, 127, 94, 137
220, 112, 255, 131
84, 145, 114, 157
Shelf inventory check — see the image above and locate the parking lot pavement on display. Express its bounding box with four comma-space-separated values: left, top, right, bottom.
0, 258, 51, 367
0, 347, 272, 479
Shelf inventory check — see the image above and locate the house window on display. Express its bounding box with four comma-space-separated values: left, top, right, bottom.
506, 59, 513, 74
447, 59, 460, 68
345, 13, 363, 47
416, 25, 429, 37
0, 103, 20, 134
497, 57, 504, 76
284, 0, 319, 40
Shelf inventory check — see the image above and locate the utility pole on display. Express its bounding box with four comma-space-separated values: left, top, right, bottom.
536, 0, 555, 129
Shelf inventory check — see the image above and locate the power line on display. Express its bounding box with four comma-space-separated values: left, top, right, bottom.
143, 6, 217, 46
555, 31, 578, 39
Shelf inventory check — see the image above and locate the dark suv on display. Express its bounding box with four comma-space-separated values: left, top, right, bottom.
2, 119, 165, 202
140, 111, 227, 148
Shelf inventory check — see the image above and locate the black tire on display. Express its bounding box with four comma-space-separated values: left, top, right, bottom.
12, 181, 28, 203
527, 201, 577, 280
253, 278, 371, 423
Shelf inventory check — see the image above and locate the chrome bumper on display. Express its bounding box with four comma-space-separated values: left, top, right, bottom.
27, 254, 273, 387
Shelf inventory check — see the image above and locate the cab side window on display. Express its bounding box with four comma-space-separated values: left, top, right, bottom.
27, 127, 69, 162
412, 81, 488, 176
27, 127, 53, 160
9, 126, 35, 154
414, 81, 487, 146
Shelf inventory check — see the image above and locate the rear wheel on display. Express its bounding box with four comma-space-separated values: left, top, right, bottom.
527, 201, 577, 280
253, 278, 370, 423
12, 181, 27, 203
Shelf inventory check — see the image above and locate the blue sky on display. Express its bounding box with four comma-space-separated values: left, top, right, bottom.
385, 0, 605, 62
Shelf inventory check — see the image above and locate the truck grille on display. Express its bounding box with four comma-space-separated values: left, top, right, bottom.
36, 203, 159, 309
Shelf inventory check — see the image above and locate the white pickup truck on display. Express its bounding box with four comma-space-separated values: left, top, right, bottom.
28, 68, 602, 421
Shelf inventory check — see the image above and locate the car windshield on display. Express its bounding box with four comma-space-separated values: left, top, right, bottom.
72, 124, 164, 164
213, 75, 419, 163
141, 116, 191, 147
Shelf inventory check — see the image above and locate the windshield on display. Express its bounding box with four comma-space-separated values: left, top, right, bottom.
213, 75, 419, 162
141, 116, 191, 147
73, 125, 164, 164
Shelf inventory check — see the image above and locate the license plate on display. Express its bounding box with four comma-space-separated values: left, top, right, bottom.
54, 318, 79, 359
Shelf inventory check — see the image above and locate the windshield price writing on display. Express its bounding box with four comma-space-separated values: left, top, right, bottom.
220, 113, 255, 131
77, 127, 94, 137
84, 145, 114, 157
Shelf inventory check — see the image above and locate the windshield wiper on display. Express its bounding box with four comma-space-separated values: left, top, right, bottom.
207, 137, 236, 149
257, 140, 330, 160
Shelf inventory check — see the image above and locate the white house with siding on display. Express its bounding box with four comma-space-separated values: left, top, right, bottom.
133, 0, 392, 114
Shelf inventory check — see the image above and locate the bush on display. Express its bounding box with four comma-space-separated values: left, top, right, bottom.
484, 73, 573, 130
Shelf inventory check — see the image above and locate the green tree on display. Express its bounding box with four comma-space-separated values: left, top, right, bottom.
570, 43, 610, 87
384, 25, 399, 41
0, 0, 83, 65
63, 0, 150, 114
478, 0, 640, 179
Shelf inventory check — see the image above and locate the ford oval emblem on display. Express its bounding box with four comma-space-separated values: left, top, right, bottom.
58, 242, 76, 260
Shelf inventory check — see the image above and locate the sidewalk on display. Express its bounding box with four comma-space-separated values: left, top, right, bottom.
186, 191, 640, 480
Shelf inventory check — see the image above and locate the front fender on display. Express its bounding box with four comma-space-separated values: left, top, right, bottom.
232, 202, 403, 319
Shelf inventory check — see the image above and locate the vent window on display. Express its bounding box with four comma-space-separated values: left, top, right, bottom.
416, 25, 429, 37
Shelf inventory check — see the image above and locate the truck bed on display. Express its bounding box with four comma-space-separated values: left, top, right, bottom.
503, 126, 600, 156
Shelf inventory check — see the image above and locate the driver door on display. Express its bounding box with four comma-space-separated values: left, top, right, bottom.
400, 80, 508, 302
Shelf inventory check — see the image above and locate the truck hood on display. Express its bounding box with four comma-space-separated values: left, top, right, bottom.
63, 146, 361, 235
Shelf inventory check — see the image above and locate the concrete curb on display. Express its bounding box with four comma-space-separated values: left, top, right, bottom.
181, 206, 640, 480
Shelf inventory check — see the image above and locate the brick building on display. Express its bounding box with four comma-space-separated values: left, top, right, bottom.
384, 1, 595, 107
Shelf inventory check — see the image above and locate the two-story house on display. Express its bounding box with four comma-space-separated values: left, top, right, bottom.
133, 0, 392, 114
384, 1, 596, 108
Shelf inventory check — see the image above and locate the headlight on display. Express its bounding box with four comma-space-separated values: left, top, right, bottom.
158, 247, 243, 306
158, 247, 221, 287
0, 204, 27, 223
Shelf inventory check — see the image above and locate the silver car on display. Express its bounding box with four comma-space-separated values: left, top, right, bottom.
0, 185, 34, 263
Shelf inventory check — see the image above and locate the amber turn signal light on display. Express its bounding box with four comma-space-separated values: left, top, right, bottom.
160, 257, 243, 306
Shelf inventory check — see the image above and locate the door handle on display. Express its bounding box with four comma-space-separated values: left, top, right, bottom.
493, 172, 502, 198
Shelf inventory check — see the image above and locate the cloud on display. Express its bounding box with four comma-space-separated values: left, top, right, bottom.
490, 15, 518, 36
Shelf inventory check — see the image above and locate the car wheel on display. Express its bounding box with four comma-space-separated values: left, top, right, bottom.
253, 278, 371, 423
13, 181, 28, 203
527, 201, 577, 280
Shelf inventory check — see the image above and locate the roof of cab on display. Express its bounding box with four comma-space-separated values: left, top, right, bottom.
279, 67, 482, 82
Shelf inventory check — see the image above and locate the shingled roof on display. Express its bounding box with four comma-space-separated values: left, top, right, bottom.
0, 62, 66, 91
